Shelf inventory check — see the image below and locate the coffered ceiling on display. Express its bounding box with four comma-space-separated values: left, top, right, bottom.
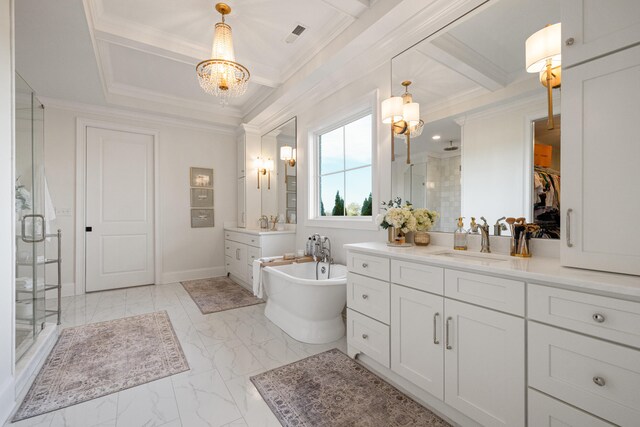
16, 0, 370, 127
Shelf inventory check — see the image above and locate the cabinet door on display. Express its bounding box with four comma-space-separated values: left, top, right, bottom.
562, 0, 640, 68
444, 299, 525, 427
561, 45, 640, 275
391, 285, 444, 400
237, 135, 246, 178
528, 389, 615, 427
237, 177, 246, 227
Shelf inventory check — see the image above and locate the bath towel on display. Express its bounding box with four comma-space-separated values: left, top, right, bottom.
252, 256, 280, 299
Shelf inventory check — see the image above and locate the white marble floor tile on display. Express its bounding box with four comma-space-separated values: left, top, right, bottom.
48, 393, 118, 427
247, 338, 307, 370
209, 343, 265, 381
194, 317, 243, 350
116, 377, 179, 427
171, 370, 241, 427
7, 412, 55, 427
224, 373, 280, 427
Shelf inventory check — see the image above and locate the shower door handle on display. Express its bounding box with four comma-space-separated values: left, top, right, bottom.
21, 214, 46, 243
566, 209, 574, 247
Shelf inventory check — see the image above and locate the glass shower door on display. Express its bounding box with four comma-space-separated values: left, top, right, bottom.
15, 73, 46, 361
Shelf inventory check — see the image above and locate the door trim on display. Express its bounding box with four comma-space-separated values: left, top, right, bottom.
75, 118, 161, 294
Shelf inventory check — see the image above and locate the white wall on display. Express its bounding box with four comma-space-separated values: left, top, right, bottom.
293, 64, 392, 263
0, 0, 15, 422
43, 105, 237, 293
461, 96, 550, 224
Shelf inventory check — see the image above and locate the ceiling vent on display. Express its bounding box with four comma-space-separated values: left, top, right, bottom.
285, 24, 307, 44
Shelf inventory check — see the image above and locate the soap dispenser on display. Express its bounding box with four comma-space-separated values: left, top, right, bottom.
454, 217, 468, 250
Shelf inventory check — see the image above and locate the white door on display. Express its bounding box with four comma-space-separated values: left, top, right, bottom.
391, 284, 444, 399
85, 126, 155, 292
562, 0, 640, 67
561, 45, 640, 275
444, 299, 525, 427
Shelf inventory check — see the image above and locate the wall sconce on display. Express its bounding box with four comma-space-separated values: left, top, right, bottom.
256, 157, 274, 190
526, 23, 561, 130
280, 146, 296, 184
382, 81, 422, 164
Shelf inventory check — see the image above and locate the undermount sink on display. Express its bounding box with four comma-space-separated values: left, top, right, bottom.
430, 250, 509, 264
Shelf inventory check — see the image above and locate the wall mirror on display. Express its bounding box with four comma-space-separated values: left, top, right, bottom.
261, 117, 297, 224
390, 0, 561, 238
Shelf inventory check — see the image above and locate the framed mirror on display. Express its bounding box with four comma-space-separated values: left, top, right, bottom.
261, 117, 297, 224
390, 0, 561, 238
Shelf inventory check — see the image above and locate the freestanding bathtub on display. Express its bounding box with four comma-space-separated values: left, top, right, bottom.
262, 261, 347, 344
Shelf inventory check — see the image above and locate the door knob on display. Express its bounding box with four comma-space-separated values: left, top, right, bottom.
593, 376, 606, 387
362, 294, 368, 300
361, 334, 368, 339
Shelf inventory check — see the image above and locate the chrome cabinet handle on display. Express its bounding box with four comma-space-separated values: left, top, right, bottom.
433, 312, 440, 345
445, 317, 453, 350
566, 37, 575, 46
362, 334, 368, 340
566, 208, 574, 247
361, 294, 368, 300
593, 376, 606, 387
592, 313, 606, 323
362, 263, 368, 268
236, 248, 240, 260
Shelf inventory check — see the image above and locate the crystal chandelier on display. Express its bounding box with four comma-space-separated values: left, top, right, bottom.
196, 3, 250, 104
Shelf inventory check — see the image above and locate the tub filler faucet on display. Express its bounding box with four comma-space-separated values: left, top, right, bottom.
310, 234, 333, 279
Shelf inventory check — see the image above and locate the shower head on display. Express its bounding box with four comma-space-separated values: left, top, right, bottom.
444, 140, 459, 151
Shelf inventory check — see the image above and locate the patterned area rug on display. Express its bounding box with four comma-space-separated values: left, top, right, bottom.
181, 276, 264, 314
251, 348, 451, 427
13, 311, 189, 421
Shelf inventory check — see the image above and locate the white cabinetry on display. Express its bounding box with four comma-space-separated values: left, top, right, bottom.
528, 389, 615, 427
561, 44, 640, 275
236, 124, 261, 229
561, 0, 640, 68
237, 177, 245, 227
390, 284, 443, 399
444, 299, 525, 427
348, 253, 526, 427
224, 229, 295, 288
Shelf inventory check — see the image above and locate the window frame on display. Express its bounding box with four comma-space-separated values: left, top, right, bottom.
306, 90, 379, 230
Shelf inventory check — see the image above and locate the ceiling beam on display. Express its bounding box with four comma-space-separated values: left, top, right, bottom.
319, 0, 370, 18
417, 33, 508, 91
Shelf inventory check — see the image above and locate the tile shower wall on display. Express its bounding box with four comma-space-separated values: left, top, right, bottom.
427, 155, 461, 232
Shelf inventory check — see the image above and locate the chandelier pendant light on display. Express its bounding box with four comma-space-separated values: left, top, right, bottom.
196, 3, 250, 104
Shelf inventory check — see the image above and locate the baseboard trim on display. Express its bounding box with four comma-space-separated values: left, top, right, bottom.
160, 266, 226, 284
0, 376, 16, 426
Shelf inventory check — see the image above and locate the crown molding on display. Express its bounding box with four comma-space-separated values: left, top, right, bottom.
38, 96, 237, 135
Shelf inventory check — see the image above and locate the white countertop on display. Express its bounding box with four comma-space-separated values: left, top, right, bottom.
344, 242, 640, 300
224, 226, 296, 236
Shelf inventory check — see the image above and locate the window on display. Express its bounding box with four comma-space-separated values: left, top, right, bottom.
317, 113, 373, 217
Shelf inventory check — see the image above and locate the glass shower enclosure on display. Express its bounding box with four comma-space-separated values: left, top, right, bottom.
15, 73, 46, 361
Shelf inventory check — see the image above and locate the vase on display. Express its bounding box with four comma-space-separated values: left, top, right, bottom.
387, 227, 406, 245
414, 231, 431, 246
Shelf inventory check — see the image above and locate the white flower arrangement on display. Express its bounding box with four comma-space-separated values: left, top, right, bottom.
413, 208, 439, 232
377, 197, 417, 234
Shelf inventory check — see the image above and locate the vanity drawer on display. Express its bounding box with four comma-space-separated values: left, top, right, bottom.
444, 270, 524, 315
347, 309, 390, 368
528, 322, 640, 426
247, 246, 261, 265
528, 284, 640, 348
391, 260, 443, 295
347, 273, 390, 324
528, 389, 614, 427
346, 252, 390, 281
225, 231, 261, 247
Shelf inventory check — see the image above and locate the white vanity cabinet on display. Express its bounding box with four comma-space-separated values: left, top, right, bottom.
561, 43, 640, 276
224, 228, 295, 289
561, 0, 640, 68
347, 251, 526, 427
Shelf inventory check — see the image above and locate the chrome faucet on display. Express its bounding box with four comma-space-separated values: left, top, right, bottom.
311, 235, 333, 279
479, 217, 491, 253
